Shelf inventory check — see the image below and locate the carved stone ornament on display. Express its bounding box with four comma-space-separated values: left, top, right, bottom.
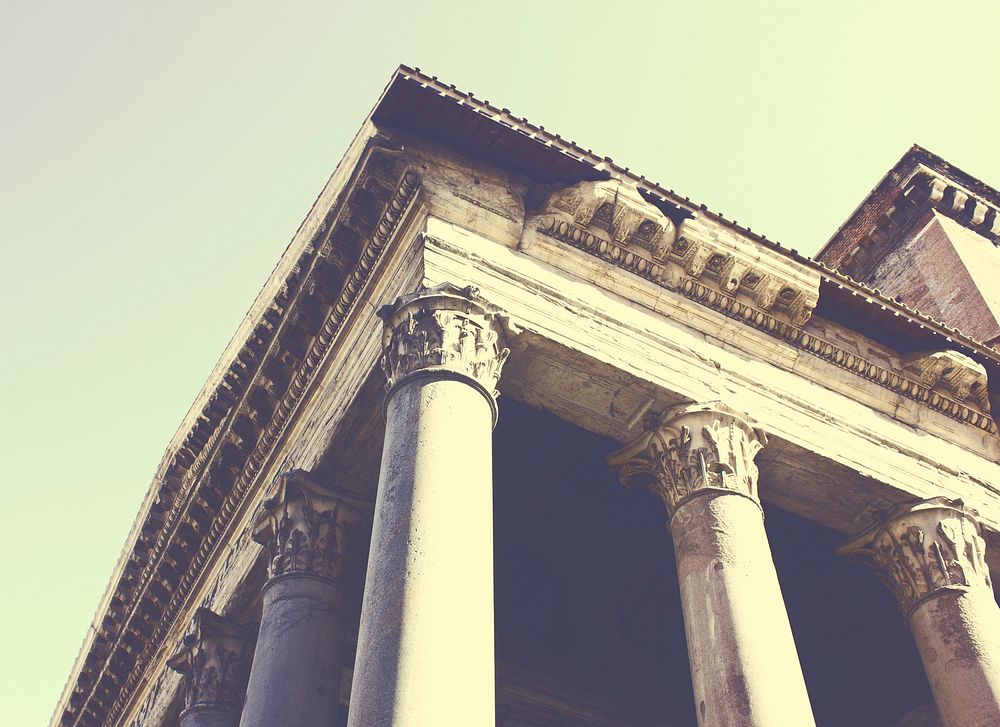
531, 181, 675, 283
253, 470, 370, 587
379, 283, 510, 415
166, 608, 251, 713
607, 402, 767, 517
900, 350, 991, 413
837, 497, 993, 619
531, 181, 819, 328
546, 180, 676, 256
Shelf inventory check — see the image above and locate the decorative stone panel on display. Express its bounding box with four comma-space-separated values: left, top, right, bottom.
530, 180, 820, 327
901, 350, 991, 414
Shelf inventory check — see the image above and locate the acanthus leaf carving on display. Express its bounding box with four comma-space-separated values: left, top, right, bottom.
607, 402, 767, 517
166, 608, 252, 713
253, 470, 371, 587
837, 497, 992, 618
379, 283, 510, 407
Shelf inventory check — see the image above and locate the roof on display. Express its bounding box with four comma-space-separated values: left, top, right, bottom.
818, 144, 1000, 268
374, 66, 1000, 374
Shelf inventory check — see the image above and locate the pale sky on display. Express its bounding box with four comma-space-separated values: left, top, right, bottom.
2, 1, 998, 724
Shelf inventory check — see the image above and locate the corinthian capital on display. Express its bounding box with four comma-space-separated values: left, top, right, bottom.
607, 402, 767, 516
837, 497, 992, 618
253, 470, 370, 587
379, 283, 510, 411
167, 608, 251, 713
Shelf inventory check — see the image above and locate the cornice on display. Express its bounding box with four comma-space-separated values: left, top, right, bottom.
528, 183, 994, 434
680, 277, 995, 432
532, 181, 819, 328
384, 66, 1000, 368
57, 139, 422, 727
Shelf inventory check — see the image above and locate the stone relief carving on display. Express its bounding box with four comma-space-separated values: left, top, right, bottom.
166, 608, 251, 712
607, 402, 767, 516
529, 181, 991, 433
253, 470, 370, 587
531, 180, 820, 329
547, 180, 675, 256
837, 497, 992, 617
380, 283, 510, 403
901, 350, 991, 413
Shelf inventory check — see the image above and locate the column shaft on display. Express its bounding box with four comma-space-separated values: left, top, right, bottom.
240, 576, 347, 727
239, 470, 367, 727
348, 283, 508, 727
180, 706, 242, 727
348, 376, 495, 726
839, 498, 1000, 727
911, 589, 1000, 727
672, 492, 814, 727
609, 402, 816, 727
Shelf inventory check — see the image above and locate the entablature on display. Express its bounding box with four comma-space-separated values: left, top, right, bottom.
399, 140, 997, 443
419, 216, 1000, 546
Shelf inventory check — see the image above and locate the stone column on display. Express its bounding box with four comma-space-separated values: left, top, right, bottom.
347, 283, 509, 727
239, 470, 368, 727
167, 608, 252, 727
838, 498, 1000, 727
608, 402, 816, 727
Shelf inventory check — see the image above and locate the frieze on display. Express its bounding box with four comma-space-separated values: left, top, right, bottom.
838, 497, 992, 618
607, 403, 766, 517
60, 138, 422, 727
167, 608, 252, 713
380, 283, 510, 409
254, 470, 370, 586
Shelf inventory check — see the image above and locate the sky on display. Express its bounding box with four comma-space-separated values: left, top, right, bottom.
1, 1, 998, 724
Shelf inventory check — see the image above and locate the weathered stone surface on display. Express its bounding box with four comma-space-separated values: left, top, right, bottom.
840, 498, 1000, 727
348, 285, 506, 727
610, 405, 815, 727
240, 575, 348, 727
54, 69, 1000, 727
167, 608, 252, 727
240, 471, 370, 727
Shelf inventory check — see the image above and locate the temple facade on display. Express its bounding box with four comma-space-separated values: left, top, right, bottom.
51, 67, 1000, 727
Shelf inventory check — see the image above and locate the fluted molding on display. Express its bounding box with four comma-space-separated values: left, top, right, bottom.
607, 402, 767, 517
837, 497, 992, 618
167, 608, 251, 714
253, 470, 370, 588
379, 283, 510, 422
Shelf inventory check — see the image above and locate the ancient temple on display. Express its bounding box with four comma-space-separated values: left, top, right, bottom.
51, 66, 1000, 727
